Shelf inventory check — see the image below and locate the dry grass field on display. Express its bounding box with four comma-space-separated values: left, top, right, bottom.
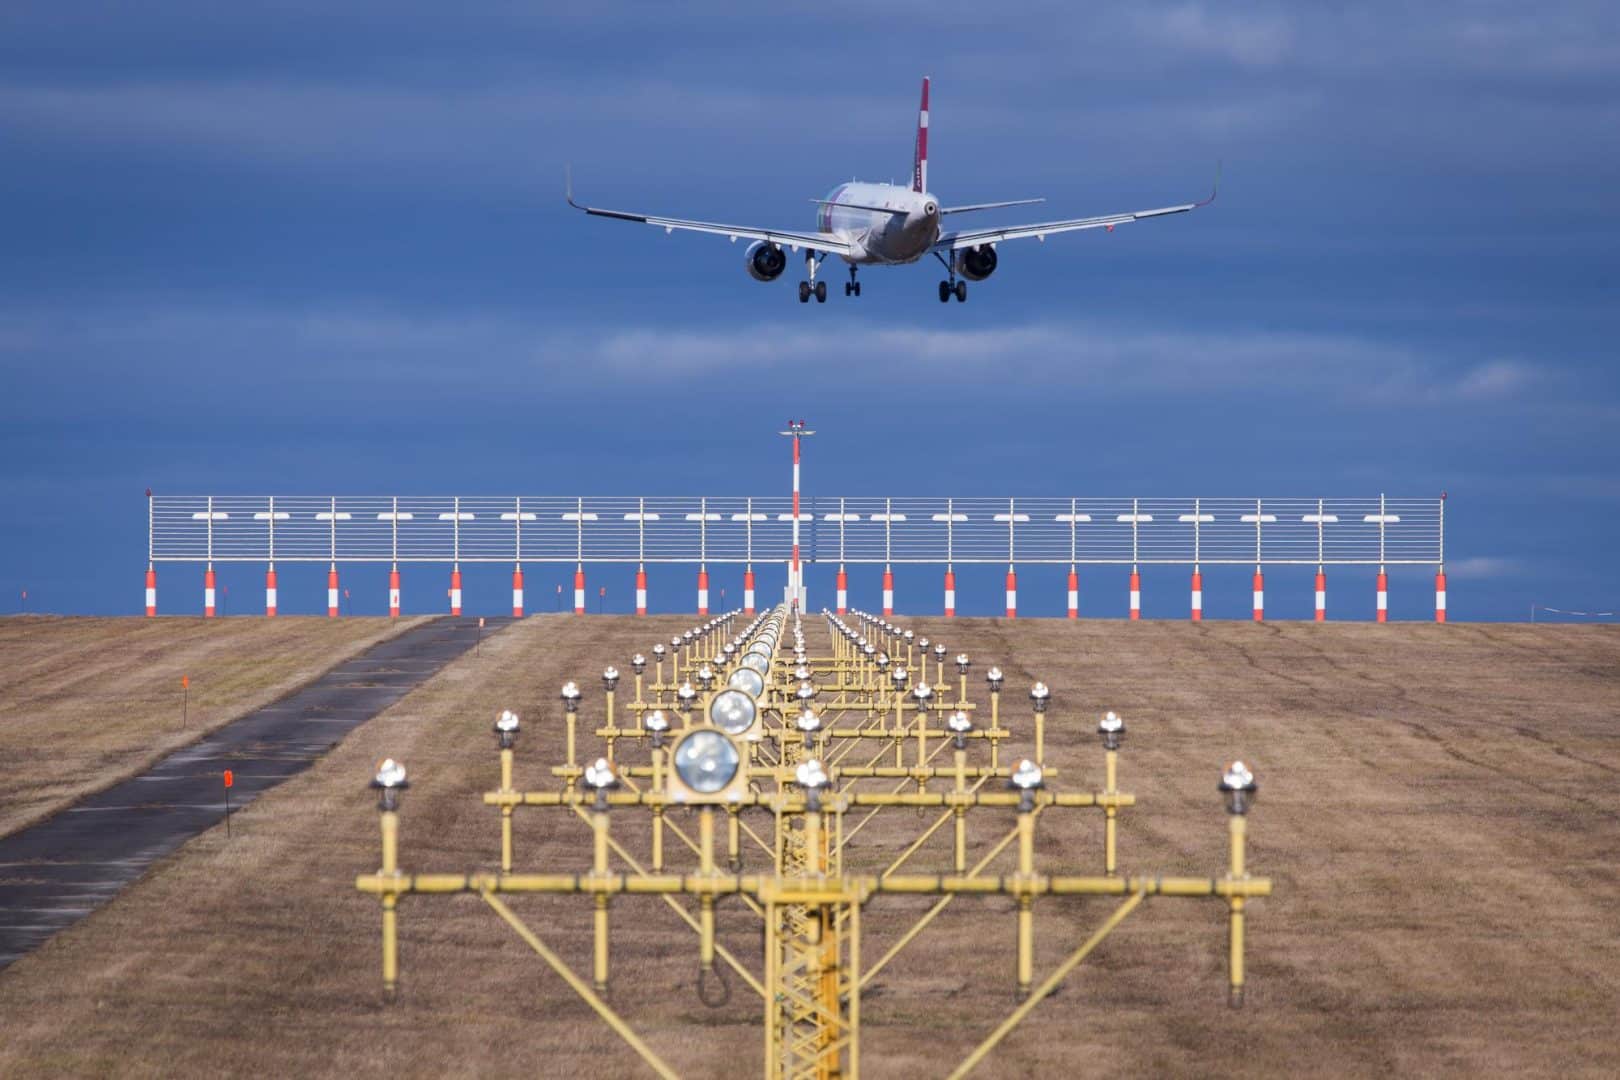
0, 616, 429, 838
1, 614, 1618, 1078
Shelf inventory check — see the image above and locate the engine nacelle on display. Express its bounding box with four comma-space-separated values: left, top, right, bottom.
745, 241, 787, 282
954, 244, 998, 282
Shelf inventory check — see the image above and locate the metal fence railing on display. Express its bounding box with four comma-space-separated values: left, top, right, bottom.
149, 495, 1443, 568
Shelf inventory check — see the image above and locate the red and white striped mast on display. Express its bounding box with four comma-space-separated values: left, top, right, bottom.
779, 421, 814, 610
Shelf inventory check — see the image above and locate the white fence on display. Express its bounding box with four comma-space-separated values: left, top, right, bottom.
149, 495, 1443, 568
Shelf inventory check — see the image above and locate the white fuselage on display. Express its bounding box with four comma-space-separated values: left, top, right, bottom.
816, 182, 941, 265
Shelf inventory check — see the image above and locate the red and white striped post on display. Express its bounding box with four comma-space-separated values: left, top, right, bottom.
145, 565, 157, 617
265, 564, 278, 618
1436, 492, 1448, 623
449, 565, 462, 616
573, 565, 586, 615
512, 565, 525, 617
204, 565, 217, 618
327, 565, 340, 617
635, 565, 648, 616
943, 566, 956, 618
1005, 565, 1018, 618
882, 566, 895, 617
1314, 568, 1327, 622
744, 566, 756, 615
780, 420, 814, 610
696, 565, 709, 616
389, 565, 401, 618
1376, 568, 1388, 623
1252, 567, 1265, 622
835, 566, 847, 615
1066, 566, 1078, 619
1129, 567, 1141, 620
1190, 567, 1203, 622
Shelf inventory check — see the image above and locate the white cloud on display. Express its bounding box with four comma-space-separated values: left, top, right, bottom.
1446, 556, 1521, 579
1, 303, 1565, 413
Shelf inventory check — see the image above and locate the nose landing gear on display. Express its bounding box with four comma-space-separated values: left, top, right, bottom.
845, 266, 861, 297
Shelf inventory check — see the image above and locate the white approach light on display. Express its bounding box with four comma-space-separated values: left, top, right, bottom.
1030, 682, 1050, 712
494, 709, 521, 748
674, 729, 741, 794
1098, 710, 1125, 750
1220, 761, 1258, 815
728, 667, 766, 698
708, 688, 758, 736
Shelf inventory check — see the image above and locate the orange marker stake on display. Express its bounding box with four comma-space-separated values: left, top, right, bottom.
477, 616, 485, 657
181, 674, 190, 728
223, 769, 234, 837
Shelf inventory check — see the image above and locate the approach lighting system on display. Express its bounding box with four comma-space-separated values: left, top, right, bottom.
1029, 682, 1050, 712
947, 710, 973, 749
986, 667, 1003, 692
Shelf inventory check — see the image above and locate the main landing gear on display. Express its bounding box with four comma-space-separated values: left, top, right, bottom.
845, 266, 861, 297
933, 250, 967, 302
799, 250, 828, 304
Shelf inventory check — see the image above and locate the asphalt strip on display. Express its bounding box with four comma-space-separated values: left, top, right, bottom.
0, 615, 508, 969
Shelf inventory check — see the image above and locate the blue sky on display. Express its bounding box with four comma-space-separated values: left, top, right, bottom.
3, 2, 1617, 619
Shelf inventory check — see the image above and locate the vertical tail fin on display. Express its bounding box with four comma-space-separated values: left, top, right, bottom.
912, 76, 929, 193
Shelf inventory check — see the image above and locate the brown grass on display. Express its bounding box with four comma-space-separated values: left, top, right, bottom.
0, 615, 429, 838
1, 616, 1618, 1078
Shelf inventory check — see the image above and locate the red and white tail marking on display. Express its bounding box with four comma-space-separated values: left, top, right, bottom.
912, 76, 930, 193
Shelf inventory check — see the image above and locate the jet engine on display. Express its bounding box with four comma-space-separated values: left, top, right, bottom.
745, 241, 788, 282
954, 244, 998, 281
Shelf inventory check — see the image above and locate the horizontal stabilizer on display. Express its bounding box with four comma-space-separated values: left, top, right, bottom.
807, 198, 908, 215
940, 198, 1045, 215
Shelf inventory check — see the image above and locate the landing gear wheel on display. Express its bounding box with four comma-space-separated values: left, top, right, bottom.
799, 281, 811, 303
814, 280, 827, 303
853, 282, 861, 296
844, 282, 852, 297
938, 281, 951, 303
954, 281, 967, 303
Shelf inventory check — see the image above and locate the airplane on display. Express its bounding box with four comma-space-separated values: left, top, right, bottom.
566, 77, 1217, 304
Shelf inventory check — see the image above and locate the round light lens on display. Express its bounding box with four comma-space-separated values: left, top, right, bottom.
674, 729, 741, 794
728, 667, 766, 698
708, 688, 758, 735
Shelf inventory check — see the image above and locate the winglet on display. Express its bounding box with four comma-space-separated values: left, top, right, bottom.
565, 163, 585, 210
1195, 160, 1222, 207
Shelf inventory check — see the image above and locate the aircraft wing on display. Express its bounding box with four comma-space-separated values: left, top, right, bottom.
567, 172, 855, 256
935, 172, 1218, 252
